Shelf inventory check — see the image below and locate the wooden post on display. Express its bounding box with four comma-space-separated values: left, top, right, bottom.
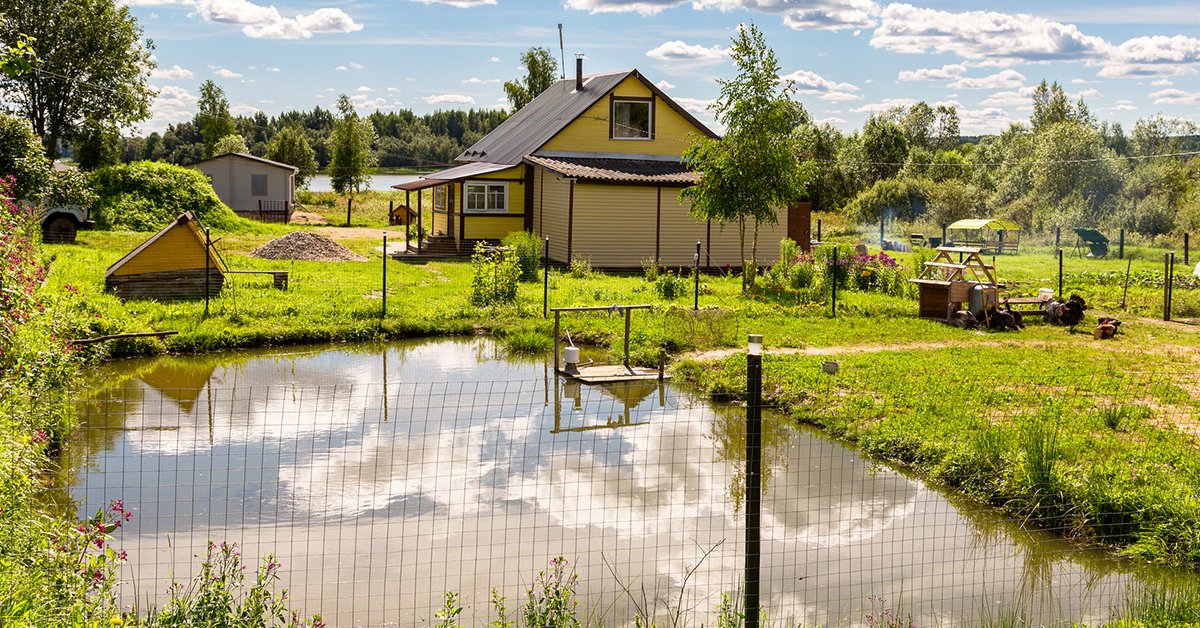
1120, 255, 1132, 310
1055, 227, 1061, 250
1119, 229, 1125, 260
346, 197, 352, 227
1164, 252, 1172, 321
879, 214, 885, 250
404, 192, 411, 250
694, 241, 701, 311
1186, 233, 1190, 266
941, 222, 947, 246
417, 191, 423, 255
816, 218, 822, 242
831, 246, 838, 316
388, 199, 393, 225
553, 311, 561, 373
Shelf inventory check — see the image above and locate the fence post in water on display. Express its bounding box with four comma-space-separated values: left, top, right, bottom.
543, 237, 550, 318
694, 241, 701, 311
1119, 229, 1125, 260
744, 333, 764, 628
1058, 248, 1064, 298
204, 227, 211, 317
381, 233, 387, 320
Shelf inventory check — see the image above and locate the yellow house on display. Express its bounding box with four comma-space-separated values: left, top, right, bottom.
396, 61, 804, 268
104, 212, 226, 299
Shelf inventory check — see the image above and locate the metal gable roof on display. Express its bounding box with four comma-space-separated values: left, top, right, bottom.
192, 152, 299, 172
456, 70, 717, 166
390, 162, 513, 191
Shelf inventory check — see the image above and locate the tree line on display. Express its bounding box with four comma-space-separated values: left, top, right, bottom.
797, 81, 1200, 237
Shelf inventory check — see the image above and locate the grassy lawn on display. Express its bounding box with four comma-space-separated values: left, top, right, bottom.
40, 226, 1200, 575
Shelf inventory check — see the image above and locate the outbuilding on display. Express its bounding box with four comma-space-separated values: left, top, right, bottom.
947, 218, 1022, 254
104, 212, 225, 299
192, 152, 297, 223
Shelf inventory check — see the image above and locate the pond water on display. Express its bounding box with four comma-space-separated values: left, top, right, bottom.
57, 338, 1192, 626
306, 174, 422, 193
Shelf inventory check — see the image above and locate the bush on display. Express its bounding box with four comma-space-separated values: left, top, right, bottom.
568, 258, 592, 278
88, 161, 252, 232
654, 271, 687, 299
502, 231, 542, 282
469, 243, 520, 306
0, 113, 50, 200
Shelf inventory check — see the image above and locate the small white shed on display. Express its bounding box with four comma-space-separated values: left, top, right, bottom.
192, 153, 297, 223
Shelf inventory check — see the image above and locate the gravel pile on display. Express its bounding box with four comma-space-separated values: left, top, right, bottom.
250, 231, 367, 262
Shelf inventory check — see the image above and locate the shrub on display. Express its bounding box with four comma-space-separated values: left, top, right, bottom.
0, 113, 49, 200
501, 231, 542, 282
88, 161, 251, 232
568, 257, 592, 278
469, 243, 520, 307
654, 271, 687, 299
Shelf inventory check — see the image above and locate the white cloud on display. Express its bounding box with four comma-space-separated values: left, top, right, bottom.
782, 69, 861, 101
461, 77, 501, 84
335, 65, 348, 71
258, 99, 275, 104
140, 84, 197, 132
871, 4, 1109, 64
980, 86, 1037, 107
1150, 88, 1200, 105
897, 64, 965, 82
185, 0, 362, 39
655, 80, 676, 90
357, 85, 373, 93
264, 66, 281, 73
348, 62, 364, 70
151, 64, 194, 79
387, 87, 400, 93
1070, 78, 1089, 84
1152, 78, 1174, 86
645, 40, 729, 63
1100, 35, 1200, 78
1073, 88, 1102, 100
349, 95, 394, 110
424, 94, 476, 105
489, 56, 500, 63
949, 69, 1026, 90
229, 103, 261, 116
673, 97, 713, 115
565, 0, 879, 30
849, 98, 917, 113
817, 116, 847, 125
410, 0, 496, 6
1113, 100, 1138, 111
211, 66, 242, 78
956, 106, 1014, 134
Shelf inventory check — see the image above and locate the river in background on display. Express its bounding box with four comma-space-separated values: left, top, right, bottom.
306, 173, 422, 193
54, 338, 1195, 626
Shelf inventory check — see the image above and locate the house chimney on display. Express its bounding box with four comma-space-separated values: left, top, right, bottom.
575, 54, 585, 91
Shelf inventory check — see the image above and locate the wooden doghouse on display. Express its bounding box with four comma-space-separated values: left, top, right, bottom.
910, 246, 998, 322
105, 212, 226, 299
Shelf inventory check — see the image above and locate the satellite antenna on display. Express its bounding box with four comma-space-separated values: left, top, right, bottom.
558, 23, 566, 80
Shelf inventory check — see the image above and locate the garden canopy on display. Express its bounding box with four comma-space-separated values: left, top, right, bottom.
947, 218, 1021, 253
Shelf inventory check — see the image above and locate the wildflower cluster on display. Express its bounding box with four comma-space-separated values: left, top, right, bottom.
756, 239, 910, 301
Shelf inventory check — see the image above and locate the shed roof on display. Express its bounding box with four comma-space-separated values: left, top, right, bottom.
104, 212, 226, 278
524, 155, 698, 186
192, 152, 299, 172
948, 218, 1022, 231
391, 162, 513, 191
456, 69, 718, 166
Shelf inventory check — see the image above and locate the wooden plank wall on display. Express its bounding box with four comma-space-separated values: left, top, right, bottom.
106, 269, 226, 300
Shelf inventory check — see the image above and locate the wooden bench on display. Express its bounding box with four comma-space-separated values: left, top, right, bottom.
1004, 294, 1051, 314
225, 270, 288, 290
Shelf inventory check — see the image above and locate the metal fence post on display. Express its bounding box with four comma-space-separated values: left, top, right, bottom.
204, 227, 211, 317
745, 333, 763, 628
1119, 229, 1125, 260
1186, 233, 1190, 266
831, 246, 838, 316
1055, 227, 1061, 251
543, 237, 550, 318
381, 233, 387, 320
1058, 248, 1064, 298
694, 241, 701, 311
346, 197, 352, 227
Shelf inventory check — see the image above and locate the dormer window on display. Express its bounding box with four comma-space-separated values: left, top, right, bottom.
612, 97, 653, 140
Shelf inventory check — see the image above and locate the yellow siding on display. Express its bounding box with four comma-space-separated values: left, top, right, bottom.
540, 75, 707, 157
113, 224, 212, 276
569, 184, 658, 268
536, 167, 572, 262
464, 215, 525, 240
657, 194, 710, 268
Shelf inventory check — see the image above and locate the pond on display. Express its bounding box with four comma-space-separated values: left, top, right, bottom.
56, 338, 1193, 626
306, 174, 422, 193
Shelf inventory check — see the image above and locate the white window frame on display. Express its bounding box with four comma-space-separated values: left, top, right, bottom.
612, 98, 653, 140
463, 181, 508, 213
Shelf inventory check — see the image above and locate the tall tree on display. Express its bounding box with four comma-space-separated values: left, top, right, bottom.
680, 23, 813, 291
503, 47, 557, 113
211, 133, 249, 156
328, 95, 377, 197
0, 0, 153, 158
73, 119, 122, 170
197, 80, 235, 159
266, 126, 318, 189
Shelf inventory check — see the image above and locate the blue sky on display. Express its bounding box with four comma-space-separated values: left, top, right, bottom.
126, 0, 1200, 136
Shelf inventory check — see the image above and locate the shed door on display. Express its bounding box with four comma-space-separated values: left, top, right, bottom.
787, 202, 812, 252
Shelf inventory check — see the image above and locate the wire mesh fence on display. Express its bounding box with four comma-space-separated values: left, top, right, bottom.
60, 343, 1199, 626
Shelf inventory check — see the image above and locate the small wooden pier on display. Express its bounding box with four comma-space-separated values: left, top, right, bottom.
551, 304, 667, 383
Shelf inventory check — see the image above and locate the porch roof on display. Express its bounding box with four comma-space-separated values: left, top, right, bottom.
391, 162, 514, 191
